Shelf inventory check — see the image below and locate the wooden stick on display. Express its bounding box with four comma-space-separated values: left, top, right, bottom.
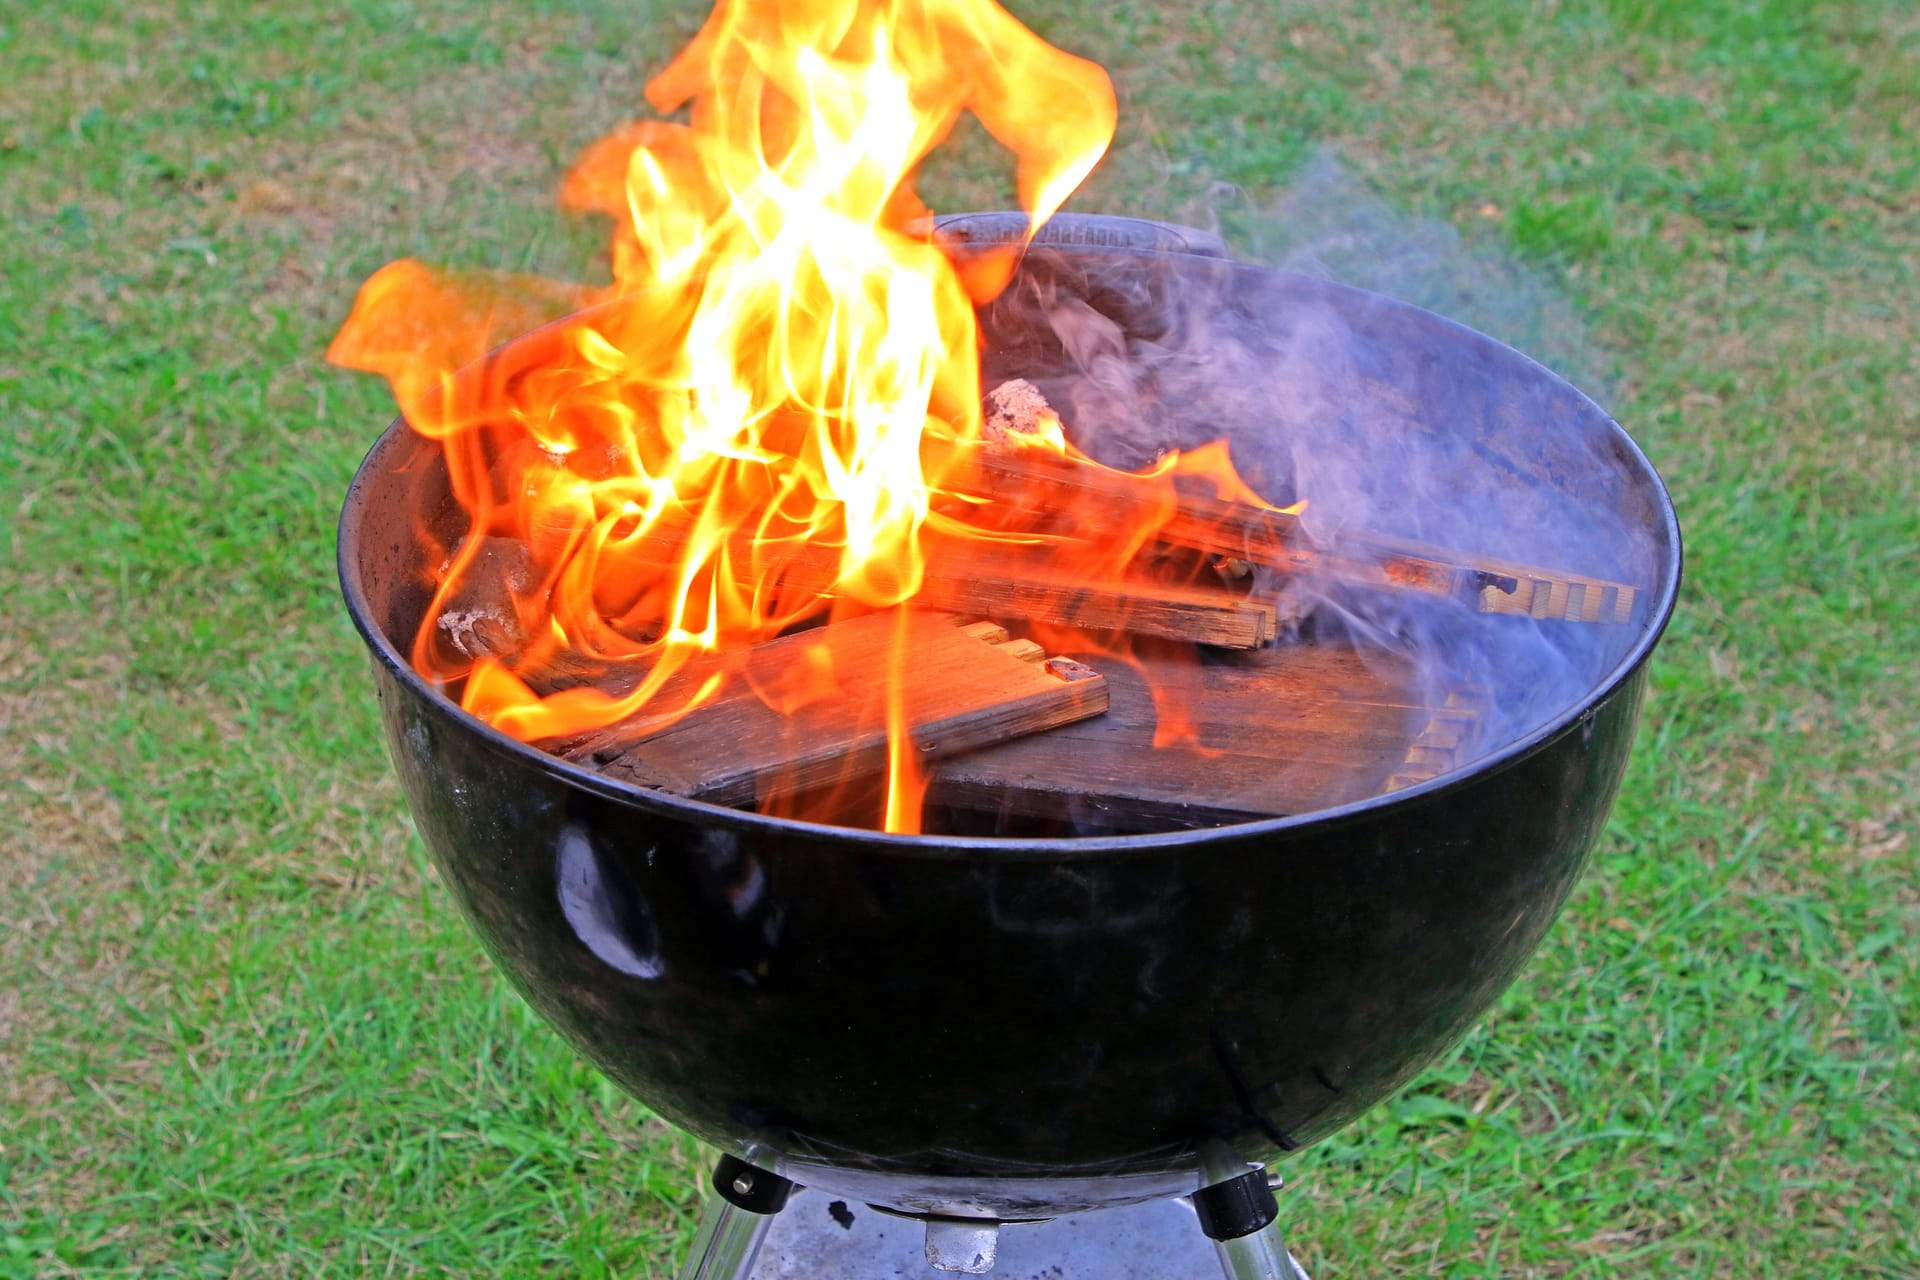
910, 548, 1277, 648
929, 437, 1638, 625
927, 641, 1487, 829
553, 610, 1108, 808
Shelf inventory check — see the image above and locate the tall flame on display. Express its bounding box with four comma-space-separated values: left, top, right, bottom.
330, 0, 1116, 829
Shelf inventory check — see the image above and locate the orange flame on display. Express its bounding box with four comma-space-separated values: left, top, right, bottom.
330, 0, 1291, 831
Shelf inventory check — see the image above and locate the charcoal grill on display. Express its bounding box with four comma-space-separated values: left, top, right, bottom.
337, 215, 1681, 1277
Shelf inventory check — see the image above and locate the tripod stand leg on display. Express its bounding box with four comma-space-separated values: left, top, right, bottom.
1212, 1222, 1309, 1280
675, 1155, 799, 1280
1192, 1148, 1310, 1280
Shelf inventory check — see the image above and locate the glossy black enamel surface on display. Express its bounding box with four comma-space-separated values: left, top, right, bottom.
338, 245, 1679, 1217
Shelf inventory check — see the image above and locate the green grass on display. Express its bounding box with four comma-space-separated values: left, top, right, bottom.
2, 0, 1915, 1274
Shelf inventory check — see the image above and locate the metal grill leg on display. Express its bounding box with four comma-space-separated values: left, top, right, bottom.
1212, 1224, 1309, 1280
677, 1195, 776, 1280
675, 1155, 798, 1280
1193, 1147, 1310, 1280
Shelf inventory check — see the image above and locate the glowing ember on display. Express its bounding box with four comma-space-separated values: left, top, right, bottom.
329, 0, 1307, 831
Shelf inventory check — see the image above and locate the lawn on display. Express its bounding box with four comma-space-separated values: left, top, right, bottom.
2, 0, 1915, 1275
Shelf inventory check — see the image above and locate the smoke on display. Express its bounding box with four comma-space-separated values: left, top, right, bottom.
978, 150, 1660, 770
1209, 147, 1612, 402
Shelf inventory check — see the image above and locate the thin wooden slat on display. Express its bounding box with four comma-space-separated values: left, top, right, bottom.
928, 435, 1638, 625
553, 610, 1108, 808
1384, 692, 1489, 792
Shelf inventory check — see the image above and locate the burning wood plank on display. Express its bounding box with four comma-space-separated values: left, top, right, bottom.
556, 522, 1278, 650
553, 610, 1108, 809
937, 383, 1638, 625
926, 642, 1488, 830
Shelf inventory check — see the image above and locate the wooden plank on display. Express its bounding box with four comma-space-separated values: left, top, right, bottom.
548, 520, 1278, 649
928, 434, 1638, 625
552, 610, 1108, 809
927, 642, 1486, 829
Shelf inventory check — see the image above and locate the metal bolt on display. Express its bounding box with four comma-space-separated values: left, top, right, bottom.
732, 1172, 755, 1195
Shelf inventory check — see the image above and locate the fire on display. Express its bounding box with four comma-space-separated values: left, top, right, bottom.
330, 0, 1287, 830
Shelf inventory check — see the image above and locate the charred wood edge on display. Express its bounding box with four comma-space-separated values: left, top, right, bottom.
545, 612, 1111, 807
931, 438, 1638, 625
1383, 690, 1489, 792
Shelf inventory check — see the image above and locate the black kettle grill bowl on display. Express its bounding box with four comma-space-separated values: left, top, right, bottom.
338, 227, 1680, 1219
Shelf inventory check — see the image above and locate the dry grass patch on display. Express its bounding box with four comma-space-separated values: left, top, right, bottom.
0, 644, 152, 1224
